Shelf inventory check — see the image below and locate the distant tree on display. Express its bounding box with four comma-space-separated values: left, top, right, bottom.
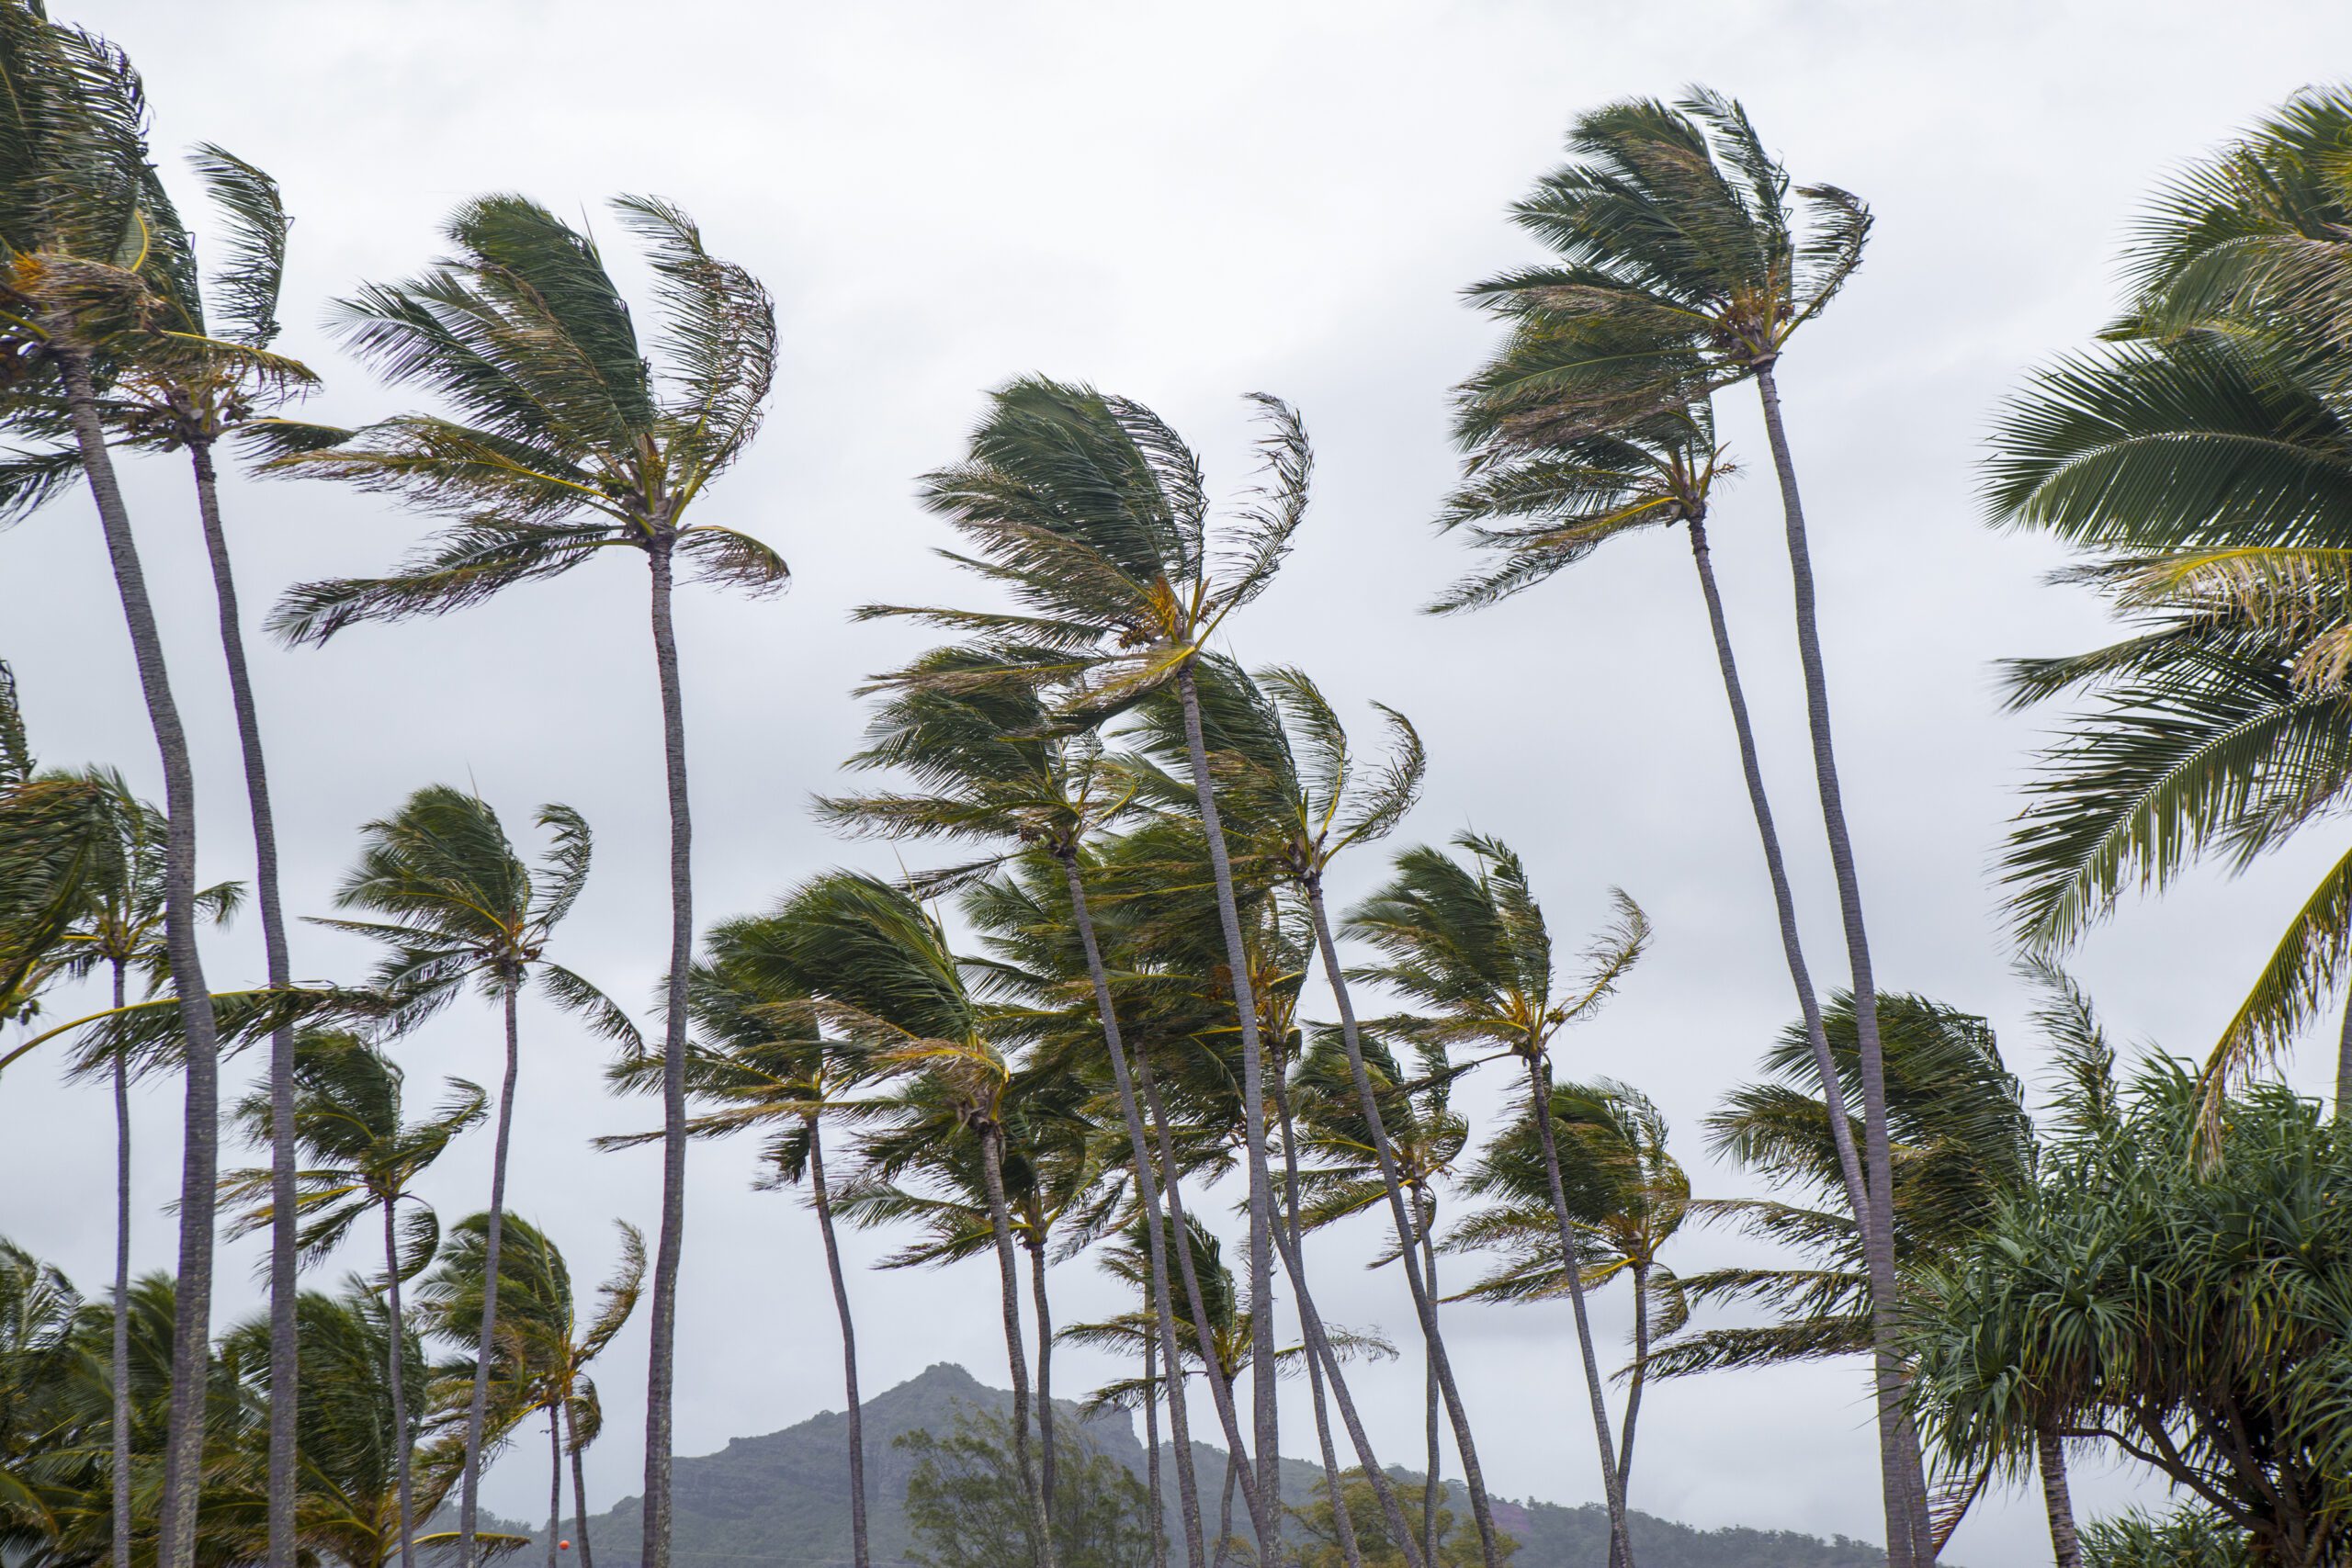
1289, 1471, 1510, 1568
899, 1409, 1156, 1568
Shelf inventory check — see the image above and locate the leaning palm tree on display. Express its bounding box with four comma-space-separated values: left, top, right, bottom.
1461, 90, 1922, 1562
315, 786, 637, 1568
872, 378, 1312, 1536
600, 917, 884, 1568
0, 20, 228, 1560
1345, 837, 1646, 1565
817, 652, 1213, 1568
264, 193, 783, 1568
220, 1031, 485, 1568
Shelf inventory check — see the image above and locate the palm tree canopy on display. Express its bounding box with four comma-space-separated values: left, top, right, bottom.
263, 194, 786, 644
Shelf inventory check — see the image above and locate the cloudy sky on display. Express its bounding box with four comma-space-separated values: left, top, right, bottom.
6, 1, 2352, 1559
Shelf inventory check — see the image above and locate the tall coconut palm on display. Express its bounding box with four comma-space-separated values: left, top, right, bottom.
315, 786, 637, 1568
601, 918, 884, 1568
1345, 837, 1646, 1565
0, 19, 228, 1560
220, 1031, 484, 1568
264, 195, 783, 1568
1460, 90, 1919, 1561
816, 651, 1213, 1568
872, 378, 1313, 1541
1126, 657, 1501, 1568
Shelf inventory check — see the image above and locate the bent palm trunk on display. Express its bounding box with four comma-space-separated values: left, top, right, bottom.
1305, 880, 1502, 1568
1419, 1208, 1441, 1568
458, 984, 524, 1568
109, 963, 130, 1568
1059, 854, 1206, 1568
1030, 1241, 1057, 1531
641, 539, 695, 1568
547, 1410, 563, 1568
1753, 365, 1932, 1564
2037, 1422, 2080, 1568
565, 1398, 595, 1568
1522, 1056, 1633, 1566
59, 348, 223, 1568
1143, 1329, 1165, 1568
1272, 1073, 1364, 1568
978, 1122, 1056, 1568
189, 439, 301, 1568
807, 1125, 869, 1568
384, 1201, 419, 1568
1174, 663, 1283, 1534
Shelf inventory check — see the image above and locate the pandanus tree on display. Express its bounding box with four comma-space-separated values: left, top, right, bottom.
816, 650, 1215, 1568
1456, 88, 1920, 1562
0, 19, 228, 1558
1127, 657, 1499, 1568
602, 916, 883, 1568
870, 377, 1314, 1540
1345, 837, 1646, 1565
1987, 89, 2352, 1128
220, 1031, 485, 1568
265, 193, 783, 1568
314, 786, 638, 1568
1443, 1080, 1687, 1517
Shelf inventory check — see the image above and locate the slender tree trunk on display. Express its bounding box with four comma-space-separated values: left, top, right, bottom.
1030, 1240, 1057, 1529
110, 960, 131, 1568
1144, 1329, 1166, 1568
188, 438, 300, 1568
548, 1407, 563, 1568
1137, 1050, 1265, 1533
1273, 1072, 1363, 1568
60, 348, 222, 1568
565, 1396, 594, 1568
1618, 1263, 1649, 1509
1305, 880, 1501, 1568
1522, 1057, 1633, 1566
978, 1122, 1057, 1568
2037, 1423, 2080, 1568
1753, 365, 1932, 1566
1059, 854, 1207, 1568
806, 1124, 869, 1568
1419, 1207, 1441, 1568
385, 1200, 419, 1568
640, 538, 695, 1568
1174, 662, 1281, 1532
1216, 1453, 1237, 1568
458, 983, 523, 1568
2335, 986, 2352, 1122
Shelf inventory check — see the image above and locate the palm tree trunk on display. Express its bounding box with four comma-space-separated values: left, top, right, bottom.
1419, 1207, 1440, 1568
2335, 987, 2352, 1122
2036, 1421, 2080, 1568
1272, 1071, 1363, 1568
806, 1123, 869, 1568
1058, 853, 1207, 1568
565, 1396, 594, 1568
109, 959, 131, 1568
384, 1200, 419, 1568
187, 437, 300, 1568
1144, 1328, 1166, 1568
1030, 1240, 1057, 1529
1215, 1452, 1237, 1568
1304, 879, 1502, 1568
548, 1407, 563, 1568
1173, 661, 1281, 1529
1521, 1056, 1634, 1566
1618, 1262, 1649, 1507
458, 982, 523, 1568
639, 538, 695, 1568
1137, 1048, 1267, 1537
978, 1122, 1057, 1568
1752, 365, 1933, 1566
59, 347, 223, 1568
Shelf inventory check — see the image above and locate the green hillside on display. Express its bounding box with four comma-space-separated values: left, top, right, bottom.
554, 1364, 1883, 1568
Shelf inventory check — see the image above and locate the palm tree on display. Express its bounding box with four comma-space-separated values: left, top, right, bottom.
817, 652, 1212, 1568
1443, 1080, 1687, 1518
1125, 657, 1500, 1568
1345, 837, 1645, 1565
315, 785, 636, 1568
601, 917, 885, 1568
0, 20, 229, 1559
1459, 90, 1917, 1560
264, 194, 783, 1568
220, 1031, 485, 1568
872, 378, 1313, 1540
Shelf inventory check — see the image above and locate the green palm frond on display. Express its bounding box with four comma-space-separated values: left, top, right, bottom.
187, 142, 288, 349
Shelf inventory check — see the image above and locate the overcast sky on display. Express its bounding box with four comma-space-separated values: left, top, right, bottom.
6, 2, 2351, 1560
